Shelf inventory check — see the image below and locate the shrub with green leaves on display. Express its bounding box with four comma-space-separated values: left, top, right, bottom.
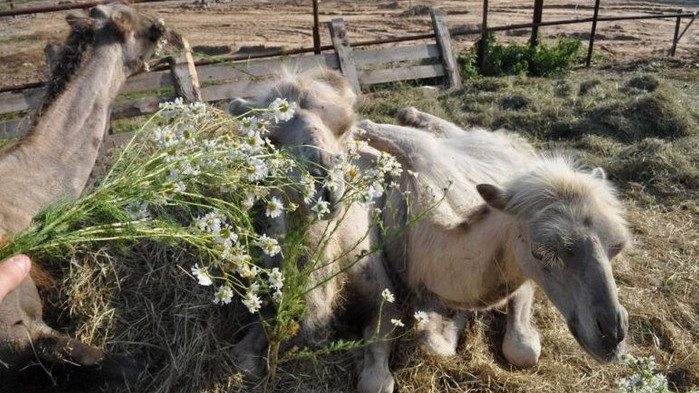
458, 32, 583, 78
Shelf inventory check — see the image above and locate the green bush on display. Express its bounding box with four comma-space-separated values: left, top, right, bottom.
458, 32, 583, 79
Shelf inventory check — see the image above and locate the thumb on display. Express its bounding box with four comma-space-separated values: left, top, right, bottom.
0, 254, 31, 303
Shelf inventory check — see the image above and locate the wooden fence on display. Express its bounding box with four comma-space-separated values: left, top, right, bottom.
0, 2, 697, 140
0, 9, 459, 139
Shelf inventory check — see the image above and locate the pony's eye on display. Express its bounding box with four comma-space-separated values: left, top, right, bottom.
608, 242, 625, 258
531, 245, 545, 261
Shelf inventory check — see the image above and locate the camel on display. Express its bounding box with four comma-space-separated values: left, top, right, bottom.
228, 67, 399, 393
0, 3, 172, 387
357, 108, 631, 369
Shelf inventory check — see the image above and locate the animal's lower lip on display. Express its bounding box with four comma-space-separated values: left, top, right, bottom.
567, 320, 613, 363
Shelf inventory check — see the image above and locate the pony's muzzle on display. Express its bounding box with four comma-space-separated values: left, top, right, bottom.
596, 306, 628, 360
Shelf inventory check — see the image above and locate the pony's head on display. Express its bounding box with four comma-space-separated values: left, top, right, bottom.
477, 157, 630, 363
66, 2, 171, 73
41, 2, 176, 115
229, 67, 357, 219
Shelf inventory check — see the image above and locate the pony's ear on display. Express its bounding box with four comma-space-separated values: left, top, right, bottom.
111, 9, 135, 36
591, 167, 606, 180
88, 5, 110, 19
66, 11, 96, 31
477, 184, 509, 211
228, 98, 254, 116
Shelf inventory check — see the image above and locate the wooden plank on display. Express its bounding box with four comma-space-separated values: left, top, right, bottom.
169, 38, 202, 102
353, 44, 441, 67
0, 88, 43, 115
430, 9, 462, 88
0, 117, 30, 139
328, 18, 361, 96
196, 53, 339, 84
119, 70, 174, 95
200, 80, 259, 103
358, 64, 445, 86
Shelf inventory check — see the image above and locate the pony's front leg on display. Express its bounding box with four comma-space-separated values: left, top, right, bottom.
232, 322, 268, 377
415, 291, 467, 357
502, 281, 541, 367
395, 106, 464, 138
352, 257, 397, 393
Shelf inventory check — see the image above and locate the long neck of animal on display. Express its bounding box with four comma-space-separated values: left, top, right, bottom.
411, 209, 526, 310
0, 44, 127, 234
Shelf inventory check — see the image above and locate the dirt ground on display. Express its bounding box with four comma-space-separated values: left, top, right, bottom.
0, 0, 697, 88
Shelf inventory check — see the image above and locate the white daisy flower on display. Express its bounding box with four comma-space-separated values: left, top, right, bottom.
268, 267, 284, 290
237, 263, 260, 279
391, 319, 405, 328
153, 126, 179, 148
266, 196, 285, 218
195, 210, 222, 234
126, 201, 150, 221
191, 263, 213, 286
267, 97, 297, 123
213, 285, 234, 305
311, 199, 331, 220
381, 288, 395, 303
242, 291, 262, 314
256, 234, 281, 257
243, 157, 269, 182
413, 311, 429, 324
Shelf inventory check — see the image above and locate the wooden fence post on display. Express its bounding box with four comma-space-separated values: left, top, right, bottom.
312, 0, 321, 54
530, 0, 544, 49
328, 18, 361, 96
669, 15, 682, 57
169, 37, 202, 102
586, 0, 601, 67
478, 0, 489, 73
430, 9, 462, 89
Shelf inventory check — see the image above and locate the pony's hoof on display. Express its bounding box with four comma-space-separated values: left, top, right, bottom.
395, 106, 421, 127
357, 367, 394, 393
419, 332, 457, 357
232, 347, 266, 378
502, 327, 541, 368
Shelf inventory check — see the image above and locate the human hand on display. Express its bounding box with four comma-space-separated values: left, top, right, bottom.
0, 254, 31, 304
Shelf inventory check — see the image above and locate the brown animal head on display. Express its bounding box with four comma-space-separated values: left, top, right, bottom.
40, 2, 173, 115
66, 2, 169, 74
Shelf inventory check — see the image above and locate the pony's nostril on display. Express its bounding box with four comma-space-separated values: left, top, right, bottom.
596, 319, 606, 337
323, 187, 333, 204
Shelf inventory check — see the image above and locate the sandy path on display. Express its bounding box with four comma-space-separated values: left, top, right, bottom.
0, 0, 697, 87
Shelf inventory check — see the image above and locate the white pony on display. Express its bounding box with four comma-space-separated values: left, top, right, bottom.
229, 68, 398, 393
357, 107, 631, 368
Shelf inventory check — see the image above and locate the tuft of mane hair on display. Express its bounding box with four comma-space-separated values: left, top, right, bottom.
36, 15, 96, 117
503, 155, 625, 220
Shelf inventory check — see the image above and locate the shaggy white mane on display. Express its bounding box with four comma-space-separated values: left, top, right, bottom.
503, 155, 625, 220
